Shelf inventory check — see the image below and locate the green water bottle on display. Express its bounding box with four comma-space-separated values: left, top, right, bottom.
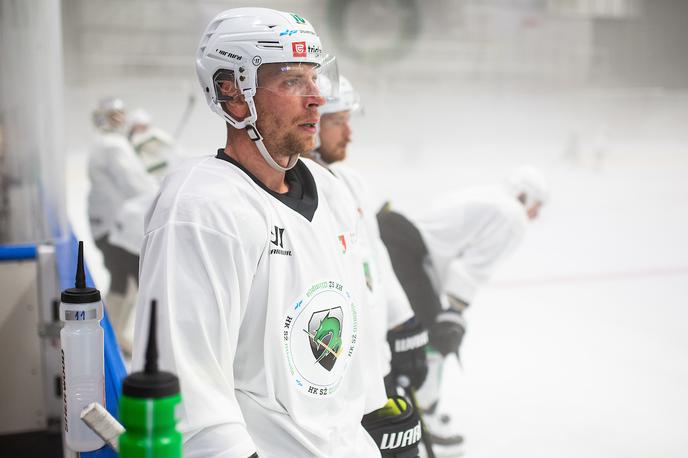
119, 300, 182, 457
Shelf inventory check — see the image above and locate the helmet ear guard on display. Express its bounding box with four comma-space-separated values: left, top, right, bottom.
213, 69, 239, 102
211, 68, 256, 130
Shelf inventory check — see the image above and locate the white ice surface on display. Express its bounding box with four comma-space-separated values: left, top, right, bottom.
66, 83, 688, 457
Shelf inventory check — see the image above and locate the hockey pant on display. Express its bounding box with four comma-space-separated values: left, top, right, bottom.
376, 210, 443, 332
95, 235, 139, 351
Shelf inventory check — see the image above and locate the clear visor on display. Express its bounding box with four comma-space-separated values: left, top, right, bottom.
256, 55, 339, 98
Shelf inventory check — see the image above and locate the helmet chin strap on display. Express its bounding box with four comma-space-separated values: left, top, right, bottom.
245, 123, 299, 172
220, 97, 300, 173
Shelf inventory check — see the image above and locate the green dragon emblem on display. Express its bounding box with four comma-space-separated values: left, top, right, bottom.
305, 308, 343, 371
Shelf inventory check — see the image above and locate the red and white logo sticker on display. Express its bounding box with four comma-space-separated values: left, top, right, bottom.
292, 41, 306, 57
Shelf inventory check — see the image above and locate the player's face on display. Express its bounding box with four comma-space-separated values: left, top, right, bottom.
108, 110, 126, 130
254, 63, 325, 167
318, 111, 351, 164
527, 201, 542, 220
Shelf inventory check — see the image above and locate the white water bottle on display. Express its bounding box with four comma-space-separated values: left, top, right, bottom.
60, 241, 105, 452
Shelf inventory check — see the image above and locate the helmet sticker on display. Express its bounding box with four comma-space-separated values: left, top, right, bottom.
216, 49, 243, 61
290, 13, 306, 24
307, 44, 322, 57
292, 42, 307, 57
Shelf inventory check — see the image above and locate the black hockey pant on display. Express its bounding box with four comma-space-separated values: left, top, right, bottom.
377, 209, 443, 329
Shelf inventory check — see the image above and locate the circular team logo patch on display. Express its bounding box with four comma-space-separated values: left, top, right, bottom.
282, 280, 358, 397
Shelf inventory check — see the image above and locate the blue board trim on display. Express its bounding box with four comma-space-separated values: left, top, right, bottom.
0, 244, 38, 261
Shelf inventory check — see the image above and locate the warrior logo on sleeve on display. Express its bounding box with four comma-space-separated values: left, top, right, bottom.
283, 281, 358, 397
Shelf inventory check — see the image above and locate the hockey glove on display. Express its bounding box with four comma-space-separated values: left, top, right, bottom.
387, 319, 429, 391
428, 309, 466, 357
362, 395, 422, 458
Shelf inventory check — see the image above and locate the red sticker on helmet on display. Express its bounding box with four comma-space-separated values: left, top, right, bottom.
292, 41, 307, 57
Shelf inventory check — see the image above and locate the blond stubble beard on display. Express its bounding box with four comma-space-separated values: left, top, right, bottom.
256, 107, 315, 162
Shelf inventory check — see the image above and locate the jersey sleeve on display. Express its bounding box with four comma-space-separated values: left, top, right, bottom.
133, 214, 261, 457
108, 191, 157, 255
331, 164, 415, 329
443, 206, 527, 304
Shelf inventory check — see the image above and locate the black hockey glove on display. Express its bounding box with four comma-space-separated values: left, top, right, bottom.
387, 319, 428, 391
428, 309, 466, 357
362, 395, 422, 458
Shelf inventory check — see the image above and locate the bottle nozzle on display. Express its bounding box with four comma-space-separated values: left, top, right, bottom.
61, 241, 101, 305
76, 241, 86, 289
144, 300, 159, 375
121, 298, 179, 398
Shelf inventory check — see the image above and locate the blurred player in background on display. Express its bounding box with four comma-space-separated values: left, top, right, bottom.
101, 108, 181, 352
378, 166, 549, 455
305, 74, 429, 397
88, 97, 156, 352
127, 108, 179, 181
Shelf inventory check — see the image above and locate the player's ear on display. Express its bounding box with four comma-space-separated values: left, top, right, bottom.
215, 72, 249, 119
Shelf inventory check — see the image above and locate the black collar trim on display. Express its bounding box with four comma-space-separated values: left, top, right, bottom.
215, 150, 318, 222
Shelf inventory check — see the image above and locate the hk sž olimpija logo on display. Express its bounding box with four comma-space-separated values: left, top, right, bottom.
282, 280, 358, 397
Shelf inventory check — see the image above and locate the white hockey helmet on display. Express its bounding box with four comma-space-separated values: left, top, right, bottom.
319, 75, 360, 115
505, 166, 549, 208
92, 97, 126, 132
129, 109, 151, 128
196, 8, 338, 171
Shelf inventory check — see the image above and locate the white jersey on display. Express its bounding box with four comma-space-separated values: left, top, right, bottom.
87, 132, 157, 239
132, 153, 387, 458
410, 185, 528, 304
328, 162, 414, 375
108, 191, 157, 255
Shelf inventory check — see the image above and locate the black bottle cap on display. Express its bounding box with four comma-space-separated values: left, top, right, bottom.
60, 241, 101, 304
122, 300, 180, 399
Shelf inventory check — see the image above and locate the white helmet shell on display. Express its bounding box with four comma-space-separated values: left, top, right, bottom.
196, 8, 330, 172
129, 109, 151, 128
505, 166, 549, 206
197, 8, 325, 127
319, 75, 360, 115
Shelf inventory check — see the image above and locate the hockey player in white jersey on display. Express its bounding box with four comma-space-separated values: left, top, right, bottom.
377, 166, 549, 455
106, 109, 180, 351
305, 75, 429, 456
88, 97, 157, 351
127, 108, 179, 181
307, 74, 430, 388
131, 8, 413, 457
